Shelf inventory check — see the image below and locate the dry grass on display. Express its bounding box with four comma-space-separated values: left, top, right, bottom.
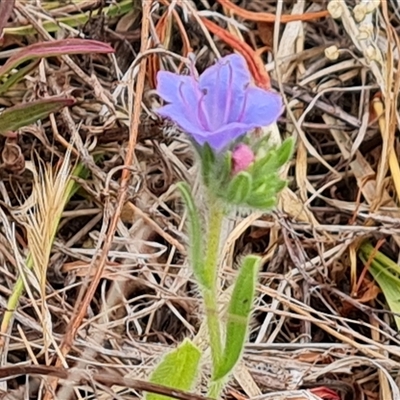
1, 0, 400, 399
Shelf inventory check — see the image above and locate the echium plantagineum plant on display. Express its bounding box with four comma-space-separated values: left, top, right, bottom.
145, 54, 294, 400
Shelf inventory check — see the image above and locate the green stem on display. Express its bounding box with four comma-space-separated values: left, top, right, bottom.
204, 289, 222, 370
203, 198, 224, 289
202, 197, 225, 398
208, 380, 224, 399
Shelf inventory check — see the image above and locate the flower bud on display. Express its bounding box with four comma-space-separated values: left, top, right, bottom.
232, 144, 255, 174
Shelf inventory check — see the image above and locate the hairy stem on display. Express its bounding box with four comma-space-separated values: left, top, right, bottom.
208, 379, 224, 399
202, 197, 224, 397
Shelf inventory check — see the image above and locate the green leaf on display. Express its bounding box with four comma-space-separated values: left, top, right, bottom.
0, 96, 75, 134
358, 242, 400, 329
253, 178, 287, 196
251, 151, 279, 176
276, 137, 295, 167
359, 242, 400, 275
146, 338, 201, 400
0, 60, 40, 95
245, 177, 286, 210
246, 194, 277, 210
251, 176, 277, 193
251, 138, 294, 179
214, 255, 260, 381
226, 172, 252, 204
177, 182, 207, 288
368, 265, 400, 330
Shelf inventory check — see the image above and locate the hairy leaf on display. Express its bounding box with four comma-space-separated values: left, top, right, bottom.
276, 137, 295, 167
226, 172, 252, 204
246, 195, 277, 210
146, 339, 201, 400
214, 255, 260, 380
177, 182, 207, 288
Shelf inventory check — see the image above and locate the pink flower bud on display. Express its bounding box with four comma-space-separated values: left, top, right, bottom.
232, 144, 255, 174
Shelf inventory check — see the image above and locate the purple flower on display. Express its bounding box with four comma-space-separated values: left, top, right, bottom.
156, 54, 283, 152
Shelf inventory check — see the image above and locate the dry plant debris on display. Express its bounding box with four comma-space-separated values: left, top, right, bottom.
0, 0, 400, 399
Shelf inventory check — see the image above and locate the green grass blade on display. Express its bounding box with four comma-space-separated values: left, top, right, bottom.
358, 242, 400, 330
0, 60, 40, 95
3, 0, 134, 36
0, 97, 75, 134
